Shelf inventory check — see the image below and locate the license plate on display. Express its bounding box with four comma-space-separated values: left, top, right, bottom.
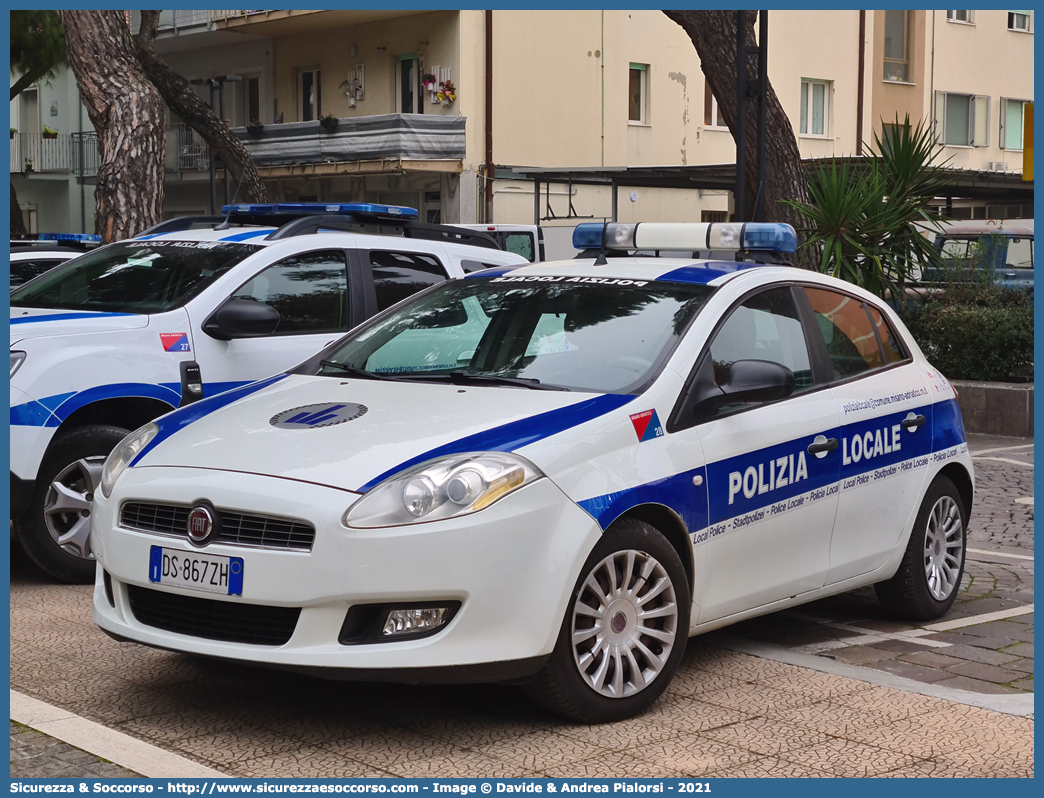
148, 546, 243, 596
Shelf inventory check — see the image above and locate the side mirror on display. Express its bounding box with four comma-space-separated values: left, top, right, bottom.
690, 358, 795, 422
203, 299, 280, 341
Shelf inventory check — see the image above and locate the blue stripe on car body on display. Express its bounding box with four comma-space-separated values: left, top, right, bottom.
219, 230, 272, 242
464, 267, 524, 279
357, 393, 638, 493
11, 312, 138, 325
577, 399, 965, 534
130, 374, 289, 466
656, 262, 762, 285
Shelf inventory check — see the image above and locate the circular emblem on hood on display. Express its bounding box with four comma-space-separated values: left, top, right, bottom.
187, 505, 215, 544
269, 402, 369, 429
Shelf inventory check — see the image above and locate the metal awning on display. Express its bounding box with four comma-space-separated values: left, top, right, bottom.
499, 161, 1033, 224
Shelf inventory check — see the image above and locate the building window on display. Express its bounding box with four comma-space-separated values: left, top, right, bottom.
945, 10, 973, 23
703, 79, 726, 128
935, 92, 990, 147
628, 63, 648, 123
800, 79, 830, 136
397, 56, 423, 114
298, 68, 321, 121
883, 10, 909, 82
1000, 98, 1028, 150
240, 75, 261, 126
1008, 10, 1031, 31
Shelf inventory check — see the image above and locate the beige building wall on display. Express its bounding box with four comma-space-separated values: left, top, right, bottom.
925, 9, 1034, 172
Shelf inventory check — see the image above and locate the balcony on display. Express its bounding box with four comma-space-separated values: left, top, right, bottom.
232, 114, 465, 176
10, 132, 99, 178
129, 10, 212, 35
165, 124, 210, 177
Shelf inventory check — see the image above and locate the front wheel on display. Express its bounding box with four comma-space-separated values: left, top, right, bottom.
17, 425, 130, 584
875, 475, 967, 620
526, 518, 690, 722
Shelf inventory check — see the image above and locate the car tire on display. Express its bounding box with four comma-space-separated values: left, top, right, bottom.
875, 475, 967, 620
525, 518, 690, 722
17, 424, 130, 584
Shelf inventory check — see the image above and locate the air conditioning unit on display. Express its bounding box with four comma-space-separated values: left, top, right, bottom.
987, 161, 1009, 172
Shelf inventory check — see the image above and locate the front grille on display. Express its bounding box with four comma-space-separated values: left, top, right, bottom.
127, 585, 300, 646
121, 502, 315, 551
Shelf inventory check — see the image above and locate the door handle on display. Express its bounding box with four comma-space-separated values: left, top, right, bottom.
902, 413, 927, 430
807, 436, 839, 456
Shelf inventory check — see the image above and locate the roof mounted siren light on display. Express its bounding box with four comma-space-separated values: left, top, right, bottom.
572, 222, 798, 258
220, 202, 420, 221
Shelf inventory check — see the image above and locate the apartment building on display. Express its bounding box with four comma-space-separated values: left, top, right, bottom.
9, 9, 1033, 235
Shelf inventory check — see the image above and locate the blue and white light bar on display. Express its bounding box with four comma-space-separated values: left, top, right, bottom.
220, 202, 419, 219
34, 233, 102, 242
572, 222, 797, 253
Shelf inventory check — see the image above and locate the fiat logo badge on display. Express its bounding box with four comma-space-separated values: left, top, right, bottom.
186, 505, 215, 544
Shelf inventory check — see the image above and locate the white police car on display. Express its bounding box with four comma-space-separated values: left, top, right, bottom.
10, 233, 102, 291
10, 204, 526, 583
91, 222, 972, 722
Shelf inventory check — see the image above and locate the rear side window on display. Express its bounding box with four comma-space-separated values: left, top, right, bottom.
370, 251, 449, 311
232, 250, 348, 334
502, 232, 536, 262
866, 305, 906, 365
804, 287, 886, 379
10, 259, 67, 289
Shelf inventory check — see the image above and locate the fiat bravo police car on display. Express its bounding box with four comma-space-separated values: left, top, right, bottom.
91, 222, 972, 722
10, 204, 526, 583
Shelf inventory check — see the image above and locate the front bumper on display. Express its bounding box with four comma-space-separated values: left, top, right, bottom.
92, 466, 602, 679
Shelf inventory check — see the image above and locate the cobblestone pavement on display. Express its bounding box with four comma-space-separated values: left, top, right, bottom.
11, 721, 141, 778
10, 435, 1033, 778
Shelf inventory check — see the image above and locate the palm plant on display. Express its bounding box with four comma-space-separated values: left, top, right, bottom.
784, 115, 953, 305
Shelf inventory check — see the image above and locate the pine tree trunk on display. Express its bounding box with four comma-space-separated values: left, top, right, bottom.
663, 11, 809, 251
60, 11, 165, 242
11, 181, 28, 237
134, 11, 268, 204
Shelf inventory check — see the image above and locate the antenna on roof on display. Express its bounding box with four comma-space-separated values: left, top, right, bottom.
594, 221, 609, 266
214, 169, 250, 231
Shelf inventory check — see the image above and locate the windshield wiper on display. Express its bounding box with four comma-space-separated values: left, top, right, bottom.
318, 360, 404, 381
396, 371, 570, 391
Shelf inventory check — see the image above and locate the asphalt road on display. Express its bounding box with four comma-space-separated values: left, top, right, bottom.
9, 434, 1033, 778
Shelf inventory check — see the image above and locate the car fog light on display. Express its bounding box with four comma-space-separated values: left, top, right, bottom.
382, 607, 452, 637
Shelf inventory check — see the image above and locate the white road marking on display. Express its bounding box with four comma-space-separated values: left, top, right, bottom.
10, 690, 231, 778
968, 547, 1035, 561
920, 604, 1034, 632
1013, 497, 1034, 506
782, 611, 953, 650
969, 443, 1034, 456
713, 636, 1035, 716
971, 456, 1034, 467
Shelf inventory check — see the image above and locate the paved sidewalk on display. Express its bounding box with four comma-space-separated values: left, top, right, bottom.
11, 721, 141, 779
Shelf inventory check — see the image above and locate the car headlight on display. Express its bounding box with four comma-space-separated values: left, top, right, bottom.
100, 422, 159, 499
344, 452, 543, 528
10, 351, 26, 377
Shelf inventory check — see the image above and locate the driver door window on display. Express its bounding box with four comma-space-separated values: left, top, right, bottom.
708, 287, 812, 415
232, 251, 348, 335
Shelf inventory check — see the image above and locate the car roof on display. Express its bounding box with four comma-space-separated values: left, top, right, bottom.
937, 223, 1034, 237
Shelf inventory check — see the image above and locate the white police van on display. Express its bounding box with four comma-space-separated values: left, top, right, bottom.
90, 222, 972, 722
10, 203, 528, 583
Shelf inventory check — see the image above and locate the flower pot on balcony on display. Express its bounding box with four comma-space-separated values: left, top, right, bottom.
319, 116, 339, 132
246, 123, 265, 136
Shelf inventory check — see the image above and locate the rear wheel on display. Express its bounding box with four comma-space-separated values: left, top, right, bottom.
18, 425, 129, 584
526, 518, 690, 722
875, 475, 967, 620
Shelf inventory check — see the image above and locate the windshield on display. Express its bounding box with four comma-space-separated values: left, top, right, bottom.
10, 240, 261, 313
311, 276, 713, 393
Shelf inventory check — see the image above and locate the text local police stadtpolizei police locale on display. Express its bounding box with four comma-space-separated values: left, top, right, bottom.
727, 421, 903, 505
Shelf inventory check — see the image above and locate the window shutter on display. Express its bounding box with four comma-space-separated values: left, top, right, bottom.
1005, 99, 1024, 149
935, 92, 946, 142
945, 94, 970, 145
973, 95, 989, 146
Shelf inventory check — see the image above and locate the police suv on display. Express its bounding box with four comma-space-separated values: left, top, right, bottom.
10, 204, 527, 583
90, 222, 972, 722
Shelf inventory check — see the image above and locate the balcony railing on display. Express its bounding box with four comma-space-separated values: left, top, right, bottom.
130, 10, 210, 35
166, 123, 210, 176
210, 10, 276, 24
10, 132, 100, 177
233, 114, 466, 167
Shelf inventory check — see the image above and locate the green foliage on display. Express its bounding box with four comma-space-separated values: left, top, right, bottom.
783, 115, 952, 303
905, 284, 1033, 382
10, 11, 66, 96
